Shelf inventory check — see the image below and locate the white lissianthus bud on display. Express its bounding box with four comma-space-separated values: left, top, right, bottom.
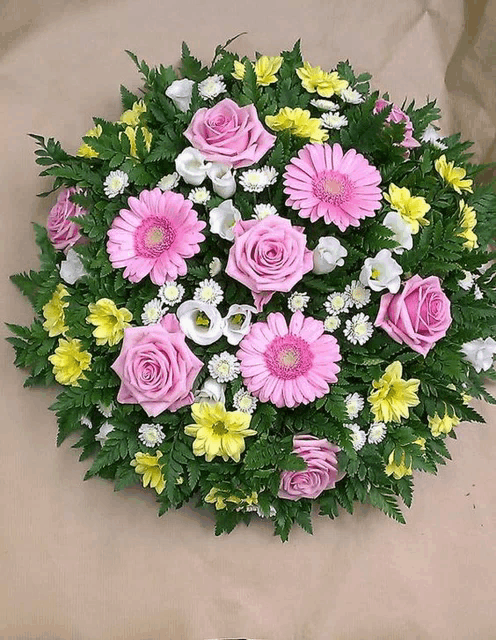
207, 163, 236, 198
165, 78, 195, 112
359, 249, 403, 293
382, 211, 413, 254
59, 248, 87, 284
175, 147, 210, 185
194, 378, 226, 405
313, 236, 348, 274
209, 199, 242, 241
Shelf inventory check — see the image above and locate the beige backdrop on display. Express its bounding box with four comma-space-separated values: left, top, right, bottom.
1, 1, 496, 639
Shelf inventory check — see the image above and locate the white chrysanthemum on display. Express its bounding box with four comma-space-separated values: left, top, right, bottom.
157, 172, 180, 191
368, 422, 387, 444
344, 393, 364, 419
288, 291, 310, 312
324, 292, 351, 315
194, 279, 224, 306
138, 423, 165, 447
158, 281, 185, 306
103, 170, 129, 198
95, 422, 115, 445
339, 87, 365, 104
59, 248, 87, 285
461, 337, 496, 373
343, 313, 374, 345
310, 98, 339, 111
141, 298, 165, 325
261, 165, 278, 186
208, 352, 241, 383
97, 401, 114, 418
194, 378, 226, 405
345, 424, 367, 451
188, 186, 211, 205
344, 281, 371, 309
209, 257, 222, 277
324, 315, 341, 332
239, 169, 269, 193
198, 74, 227, 99
458, 270, 475, 291
320, 113, 348, 129
253, 203, 278, 219
80, 415, 92, 429
233, 388, 258, 414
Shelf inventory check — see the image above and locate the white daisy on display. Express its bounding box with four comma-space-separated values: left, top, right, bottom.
288, 291, 310, 312
261, 165, 278, 186
233, 388, 258, 414
97, 401, 114, 418
239, 169, 268, 193
157, 172, 180, 191
138, 423, 165, 447
345, 424, 367, 451
208, 352, 241, 383
324, 315, 341, 332
103, 170, 129, 198
344, 393, 364, 419
458, 270, 475, 291
209, 257, 222, 277
158, 281, 185, 306
80, 415, 92, 429
95, 422, 115, 445
141, 298, 165, 325
343, 313, 374, 345
188, 186, 211, 205
194, 279, 224, 306
344, 280, 371, 309
339, 87, 365, 104
320, 113, 348, 130
198, 74, 227, 100
253, 203, 277, 219
310, 98, 339, 111
324, 292, 351, 315
367, 422, 387, 444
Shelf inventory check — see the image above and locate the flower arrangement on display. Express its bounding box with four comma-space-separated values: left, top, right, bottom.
8, 39, 496, 540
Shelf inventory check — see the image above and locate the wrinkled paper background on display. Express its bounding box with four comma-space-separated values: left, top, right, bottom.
1, 1, 495, 639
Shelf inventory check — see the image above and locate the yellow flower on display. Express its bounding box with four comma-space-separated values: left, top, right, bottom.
122, 126, 153, 158
266, 107, 328, 143
131, 451, 166, 495
118, 100, 147, 126
296, 61, 348, 97
205, 487, 258, 510
428, 412, 460, 437
383, 183, 431, 233
385, 438, 425, 479
184, 402, 256, 462
48, 337, 91, 386
232, 56, 283, 86
77, 124, 102, 158
458, 199, 478, 250
368, 361, 420, 423
42, 284, 70, 337
435, 154, 473, 194
86, 298, 132, 346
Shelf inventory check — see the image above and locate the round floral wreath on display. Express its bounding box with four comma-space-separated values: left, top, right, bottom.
9, 39, 496, 539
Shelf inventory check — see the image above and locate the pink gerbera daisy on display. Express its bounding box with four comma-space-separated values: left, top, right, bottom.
237, 311, 341, 408
107, 187, 206, 285
283, 142, 382, 232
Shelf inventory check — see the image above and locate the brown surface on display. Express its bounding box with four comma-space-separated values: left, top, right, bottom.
1, 1, 496, 639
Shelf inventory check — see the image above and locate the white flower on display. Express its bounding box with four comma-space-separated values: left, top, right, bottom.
339, 87, 365, 104
208, 352, 241, 383
138, 423, 165, 447
239, 168, 269, 193
194, 378, 226, 405
158, 281, 185, 306
198, 74, 227, 99
312, 236, 348, 274
382, 211, 413, 254
324, 292, 351, 315
458, 270, 475, 291
176, 300, 224, 345
175, 147, 210, 185
288, 291, 310, 312
343, 313, 374, 345
368, 422, 387, 444
359, 249, 403, 293
157, 172, 180, 191
188, 186, 211, 205
421, 124, 447, 150
97, 401, 114, 418
209, 257, 222, 277
461, 337, 496, 373
324, 315, 341, 332
59, 248, 87, 285
474, 284, 483, 300
165, 78, 195, 112
194, 279, 224, 306
345, 424, 367, 451
310, 99, 339, 111
95, 422, 115, 445
103, 170, 129, 198
344, 393, 364, 419
344, 281, 371, 309
80, 415, 92, 429
245, 504, 277, 518
207, 163, 236, 198
261, 165, 278, 186
253, 203, 277, 219
209, 199, 242, 241
320, 113, 348, 129
233, 388, 258, 414
223, 304, 257, 345
141, 298, 165, 325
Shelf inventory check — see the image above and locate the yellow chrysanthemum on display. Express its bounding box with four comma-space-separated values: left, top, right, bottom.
383, 183, 431, 233
385, 438, 425, 479
42, 284, 70, 337
368, 361, 420, 423
131, 451, 166, 495
296, 61, 348, 97
118, 100, 147, 126
86, 298, 132, 346
232, 56, 283, 86
122, 126, 153, 158
458, 199, 478, 250
205, 487, 258, 510
266, 107, 328, 143
435, 154, 473, 194
428, 412, 460, 437
77, 124, 102, 158
48, 337, 91, 386
184, 402, 256, 463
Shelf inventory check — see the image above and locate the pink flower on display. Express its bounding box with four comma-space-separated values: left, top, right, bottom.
184, 98, 276, 169
107, 188, 206, 285
47, 187, 88, 251
375, 275, 452, 357
373, 99, 420, 150
283, 143, 382, 232
226, 217, 313, 311
279, 435, 343, 501
111, 314, 203, 416
237, 311, 341, 408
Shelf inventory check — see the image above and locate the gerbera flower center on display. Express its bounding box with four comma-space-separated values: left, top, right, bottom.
212, 420, 228, 435
264, 335, 314, 380
135, 216, 176, 258
313, 170, 351, 204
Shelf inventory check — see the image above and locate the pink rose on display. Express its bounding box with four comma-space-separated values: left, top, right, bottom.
374, 99, 420, 150
375, 275, 452, 357
226, 217, 313, 311
279, 435, 343, 501
47, 187, 88, 251
111, 314, 203, 416
184, 98, 276, 168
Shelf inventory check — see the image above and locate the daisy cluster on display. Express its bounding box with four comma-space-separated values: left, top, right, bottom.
9, 41, 496, 540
